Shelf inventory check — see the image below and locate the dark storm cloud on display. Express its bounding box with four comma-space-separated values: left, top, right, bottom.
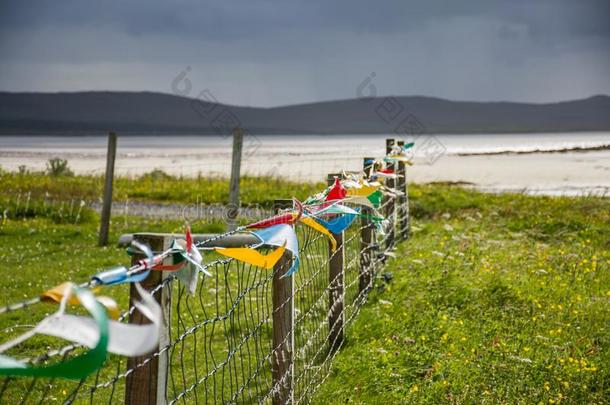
0, 0, 608, 106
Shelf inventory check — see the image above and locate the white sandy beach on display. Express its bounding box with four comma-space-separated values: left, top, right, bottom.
409, 150, 610, 195
0, 133, 609, 196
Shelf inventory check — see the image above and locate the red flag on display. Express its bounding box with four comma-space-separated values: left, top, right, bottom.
247, 213, 296, 229
247, 198, 303, 229
325, 178, 347, 201
185, 225, 193, 252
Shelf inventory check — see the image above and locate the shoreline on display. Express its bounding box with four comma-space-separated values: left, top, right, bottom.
457, 143, 610, 156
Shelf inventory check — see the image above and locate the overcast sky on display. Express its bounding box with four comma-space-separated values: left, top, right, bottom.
0, 0, 608, 107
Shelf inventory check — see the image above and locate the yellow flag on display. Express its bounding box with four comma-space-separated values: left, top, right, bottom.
300, 216, 338, 252
41, 282, 120, 320
41, 282, 81, 305
41, 282, 102, 304
346, 184, 379, 197
215, 245, 286, 269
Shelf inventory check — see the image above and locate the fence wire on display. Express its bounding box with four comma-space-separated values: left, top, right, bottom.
0, 193, 404, 404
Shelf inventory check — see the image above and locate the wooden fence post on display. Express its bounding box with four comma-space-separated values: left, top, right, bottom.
327, 173, 345, 353
125, 233, 172, 405
384, 138, 396, 250
271, 200, 294, 405
360, 158, 375, 294
227, 127, 244, 231
396, 140, 410, 240
98, 132, 117, 246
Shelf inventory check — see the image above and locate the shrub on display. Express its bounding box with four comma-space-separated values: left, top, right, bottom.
46, 158, 74, 176
143, 168, 172, 180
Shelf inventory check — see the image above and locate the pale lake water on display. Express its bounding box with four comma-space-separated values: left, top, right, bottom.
1, 132, 609, 196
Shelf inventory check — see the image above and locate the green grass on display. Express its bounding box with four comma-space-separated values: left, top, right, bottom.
0, 171, 325, 208
1, 175, 608, 403
314, 184, 610, 404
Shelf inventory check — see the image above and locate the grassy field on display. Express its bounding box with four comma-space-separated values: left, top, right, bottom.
0, 173, 608, 403
0, 180, 359, 403
0, 170, 325, 208
314, 184, 610, 404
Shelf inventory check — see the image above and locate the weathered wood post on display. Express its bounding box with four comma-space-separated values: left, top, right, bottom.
396, 140, 410, 240
271, 200, 294, 405
360, 158, 375, 294
327, 173, 345, 352
227, 127, 244, 231
98, 132, 117, 246
384, 138, 396, 250
125, 234, 172, 405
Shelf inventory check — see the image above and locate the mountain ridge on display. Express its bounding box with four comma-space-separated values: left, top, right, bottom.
0, 91, 608, 135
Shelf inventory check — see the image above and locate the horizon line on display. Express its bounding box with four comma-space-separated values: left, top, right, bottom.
0, 89, 608, 110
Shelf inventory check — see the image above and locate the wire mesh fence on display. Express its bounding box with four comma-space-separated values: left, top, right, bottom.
0, 145, 409, 404
0, 218, 402, 404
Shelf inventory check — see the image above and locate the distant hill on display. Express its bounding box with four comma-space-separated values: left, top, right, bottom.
0, 91, 609, 135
